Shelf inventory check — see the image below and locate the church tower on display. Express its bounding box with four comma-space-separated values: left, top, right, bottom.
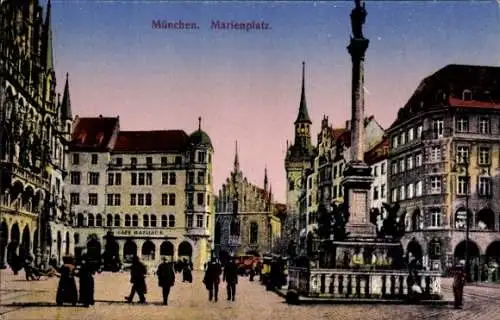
284, 62, 316, 225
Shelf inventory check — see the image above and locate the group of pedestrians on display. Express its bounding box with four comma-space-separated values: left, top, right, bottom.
56, 255, 97, 307
202, 256, 239, 302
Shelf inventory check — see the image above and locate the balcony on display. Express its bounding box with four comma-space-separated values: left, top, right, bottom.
421, 128, 452, 140
186, 228, 210, 237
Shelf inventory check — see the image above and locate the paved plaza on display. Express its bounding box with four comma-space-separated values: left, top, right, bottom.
1, 270, 500, 320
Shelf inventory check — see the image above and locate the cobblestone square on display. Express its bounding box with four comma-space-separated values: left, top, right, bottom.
1, 270, 500, 320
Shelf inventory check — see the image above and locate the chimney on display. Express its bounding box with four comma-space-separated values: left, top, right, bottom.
345, 120, 351, 130
99, 114, 103, 118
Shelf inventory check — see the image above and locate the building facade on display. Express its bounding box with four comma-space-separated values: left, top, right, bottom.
214, 144, 282, 258
0, 0, 74, 268
69, 116, 214, 270
365, 136, 389, 226
387, 64, 500, 275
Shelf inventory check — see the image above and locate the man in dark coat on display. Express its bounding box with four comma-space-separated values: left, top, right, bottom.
453, 264, 466, 309
182, 258, 193, 282
124, 255, 147, 304
56, 256, 78, 306
76, 255, 95, 307
223, 257, 238, 301
203, 257, 222, 302
157, 257, 175, 305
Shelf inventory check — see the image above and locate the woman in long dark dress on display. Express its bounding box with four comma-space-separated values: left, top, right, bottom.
56, 256, 78, 306
76, 255, 95, 307
182, 259, 193, 283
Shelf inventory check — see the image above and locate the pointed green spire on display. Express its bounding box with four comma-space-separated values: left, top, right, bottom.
44, 0, 54, 70
61, 73, 72, 119
294, 61, 312, 124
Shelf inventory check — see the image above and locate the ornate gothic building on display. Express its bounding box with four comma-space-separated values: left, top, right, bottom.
0, 0, 74, 268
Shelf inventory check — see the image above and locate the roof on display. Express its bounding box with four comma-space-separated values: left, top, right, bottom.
71, 117, 119, 151
295, 62, 312, 124
364, 135, 389, 165
114, 130, 189, 152
390, 64, 500, 129
188, 129, 213, 149
274, 203, 287, 218
332, 128, 346, 139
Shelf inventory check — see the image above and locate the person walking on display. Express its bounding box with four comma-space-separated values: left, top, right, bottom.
124, 255, 148, 304
76, 255, 95, 307
56, 256, 78, 306
223, 257, 238, 301
203, 257, 222, 302
453, 262, 466, 309
157, 257, 175, 305
182, 258, 193, 283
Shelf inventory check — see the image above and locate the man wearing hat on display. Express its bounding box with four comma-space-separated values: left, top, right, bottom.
157, 257, 176, 305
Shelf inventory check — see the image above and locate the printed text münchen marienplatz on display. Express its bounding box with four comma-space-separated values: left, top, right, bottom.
211, 20, 271, 31
152, 20, 200, 30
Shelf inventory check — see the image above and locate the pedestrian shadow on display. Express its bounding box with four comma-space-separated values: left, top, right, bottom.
0, 289, 50, 293
0, 302, 87, 308
94, 299, 169, 306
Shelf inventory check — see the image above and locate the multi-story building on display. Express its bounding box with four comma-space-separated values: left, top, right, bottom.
365, 136, 389, 222
214, 143, 282, 259
284, 62, 316, 255
0, 0, 74, 268
69, 116, 214, 270
387, 64, 500, 275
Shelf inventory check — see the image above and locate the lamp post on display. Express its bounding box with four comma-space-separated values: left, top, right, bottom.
453, 155, 470, 282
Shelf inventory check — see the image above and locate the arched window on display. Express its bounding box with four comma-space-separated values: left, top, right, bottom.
106, 214, 113, 227
74, 233, 80, 244
77, 213, 84, 227
289, 180, 295, 191
143, 214, 149, 227
150, 215, 157, 227
168, 214, 175, 227
250, 222, 258, 244
132, 214, 138, 227
96, 214, 103, 227
114, 214, 120, 227
88, 214, 95, 227
125, 214, 131, 227
161, 215, 168, 227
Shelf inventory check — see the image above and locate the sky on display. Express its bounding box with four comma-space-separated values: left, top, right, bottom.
45, 0, 500, 203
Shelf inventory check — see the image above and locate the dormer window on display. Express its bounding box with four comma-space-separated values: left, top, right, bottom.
462, 90, 472, 101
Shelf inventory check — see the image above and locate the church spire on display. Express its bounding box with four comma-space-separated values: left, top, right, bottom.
264, 165, 268, 191
61, 73, 72, 120
43, 0, 54, 71
294, 61, 312, 124
233, 140, 239, 172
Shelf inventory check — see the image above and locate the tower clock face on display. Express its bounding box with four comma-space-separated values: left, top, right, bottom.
300, 128, 305, 133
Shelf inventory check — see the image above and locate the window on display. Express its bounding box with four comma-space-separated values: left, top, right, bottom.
138, 173, 145, 185
416, 181, 422, 196
186, 215, 193, 228
462, 90, 472, 101
197, 171, 205, 184
138, 194, 144, 206
96, 214, 103, 227
207, 195, 211, 206
332, 185, 338, 198
430, 146, 441, 162
169, 214, 175, 227
456, 146, 469, 163
88, 172, 100, 185
197, 193, 204, 205
168, 193, 176, 206
197, 151, 207, 163
391, 188, 398, 202
399, 158, 405, 172
479, 147, 490, 165
146, 193, 152, 205
131, 157, 137, 168
478, 177, 492, 196
88, 214, 95, 227
107, 194, 114, 206
151, 215, 157, 227
114, 214, 120, 227
373, 166, 379, 177
392, 135, 399, 149
146, 157, 153, 168
175, 156, 182, 165
188, 172, 195, 184
407, 156, 413, 170
415, 153, 422, 167
70, 193, 80, 205
196, 215, 203, 228
381, 162, 386, 174
161, 215, 168, 227
456, 117, 469, 133
432, 119, 444, 138
116, 157, 123, 166
479, 117, 490, 134
289, 181, 295, 191
162, 172, 169, 185
399, 185, 406, 200
400, 132, 406, 145
91, 154, 98, 165
132, 214, 138, 227
187, 193, 194, 207
108, 173, 114, 185
72, 153, 80, 165
88, 193, 98, 205
70, 172, 81, 185
381, 184, 386, 198
130, 194, 136, 206
391, 162, 398, 175
146, 173, 152, 185
161, 193, 168, 206
430, 208, 442, 227
115, 173, 121, 185
430, 176, 442, 194
169, 172, 176, 185
407, 183, 414, 199
417, 125, 423, 139
408, 127, 414, 141
125, 215, 131, 227
114, 194, 121, 206
161, 157, 168, 166
250, 222, 258, 244
131, 173, 137, 185
457, 176, 468, 195
143, 214, 149, 227
373, 187, 379, 200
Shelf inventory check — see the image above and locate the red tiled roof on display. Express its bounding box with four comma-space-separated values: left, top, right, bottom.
71, 117, 119, 151
364, 135, 389, 165
448, 96, 500, 109
113, 130, 189, 152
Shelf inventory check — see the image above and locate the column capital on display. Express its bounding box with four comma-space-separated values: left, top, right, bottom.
347, 38, 370, 59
